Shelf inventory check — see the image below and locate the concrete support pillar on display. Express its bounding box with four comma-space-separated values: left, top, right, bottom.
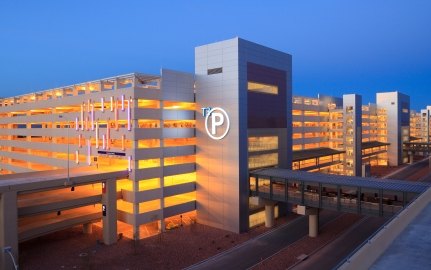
309, 214, 319, 237
0, 191, 18, 270
132, 180, 140, 241
158, 219, 165, 232
83, 223, 93, 234
265, 203, 275, 228
409, 153, 414, 165
102, 180, 117, 245
130, 139, 140, 242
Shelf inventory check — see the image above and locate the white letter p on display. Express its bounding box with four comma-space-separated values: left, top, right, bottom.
211, 112, 224, 135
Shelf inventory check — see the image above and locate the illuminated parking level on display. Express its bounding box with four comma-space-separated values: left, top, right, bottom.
0, 70, 197, 242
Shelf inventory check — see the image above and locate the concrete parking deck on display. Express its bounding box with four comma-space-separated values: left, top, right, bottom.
371, 201, 431, 270
0, 167, 128, 270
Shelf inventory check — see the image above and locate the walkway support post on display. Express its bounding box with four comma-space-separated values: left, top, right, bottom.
102, 179, 117, 245
297, 205, 319, 237
309, 213, 319, 237
265, 201, 276, 228
0, 191, 18, 270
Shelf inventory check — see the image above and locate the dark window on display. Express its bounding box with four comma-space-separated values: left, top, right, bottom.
207, 67, 223, 75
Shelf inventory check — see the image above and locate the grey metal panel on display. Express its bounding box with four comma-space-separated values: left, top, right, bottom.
163, 163, 195, 176
162, 128, 194, 138
161, 69, 195, 102
18, 194, 102, 217
136, 209, 162, 225
135, 147, 163, 159
134, 128, 162, 140
134, 167, 163, 180
164, 201, 196, 218
133, 88, 161, 100
162, 110, 194, 120
134, 188, 163, 203
163, 145, 195, 157
164, 182, 196, 197
134, 108, 162, 120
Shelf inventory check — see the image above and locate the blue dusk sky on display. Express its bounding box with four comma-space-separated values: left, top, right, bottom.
0, 0, 430, 110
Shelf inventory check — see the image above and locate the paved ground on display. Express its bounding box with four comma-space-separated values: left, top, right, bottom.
19, 215, 291, 270
185, 210, 341, 270
386, 157, 430, 181
291, 216, 386, 270
252, 213, 364, 270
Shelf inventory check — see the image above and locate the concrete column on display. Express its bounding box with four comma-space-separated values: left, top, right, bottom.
0, 191, 18, 270
309, 214, 319, 237
265, 203, 275, 228
102, 180, 117, 245
132, 182, 139, 240
158, 219, 165, 232
160, 100, 166, 232
83, 223, 93, 234
131, 139, 140, 241
409, 153, 414, 165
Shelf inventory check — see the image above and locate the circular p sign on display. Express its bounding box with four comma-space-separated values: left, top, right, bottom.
204, 107, 230, 140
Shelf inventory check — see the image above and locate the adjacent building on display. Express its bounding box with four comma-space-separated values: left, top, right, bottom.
376, 92, 410, 165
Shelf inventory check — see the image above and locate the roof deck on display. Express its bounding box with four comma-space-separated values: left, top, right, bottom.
0, 72, 160, 108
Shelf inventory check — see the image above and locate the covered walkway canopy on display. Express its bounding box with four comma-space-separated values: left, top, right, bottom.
292, 147, 345, 171
361, 141, 390, 166
362, 141, 390, 150
250, 168, 430, 217
404, 142, 431, 152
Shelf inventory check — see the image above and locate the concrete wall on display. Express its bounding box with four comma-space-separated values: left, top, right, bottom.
339, 186, 431, 270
